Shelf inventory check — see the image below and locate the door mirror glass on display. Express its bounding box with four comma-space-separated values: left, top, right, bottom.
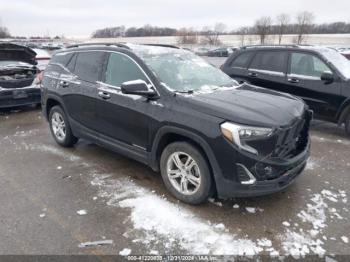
121, 80, 156, 97
320, 71, 334, 84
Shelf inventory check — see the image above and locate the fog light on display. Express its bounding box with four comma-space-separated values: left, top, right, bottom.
236, 164, 256, 185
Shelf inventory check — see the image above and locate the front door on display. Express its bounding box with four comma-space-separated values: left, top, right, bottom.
95, 52, 154, 150
285, 52, 343, 121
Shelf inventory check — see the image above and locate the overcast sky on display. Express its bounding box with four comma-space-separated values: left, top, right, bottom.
1, 0, 349, 38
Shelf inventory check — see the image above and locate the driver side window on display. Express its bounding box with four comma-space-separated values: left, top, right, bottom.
104, 53, 149, 87
290, 53, 331, 78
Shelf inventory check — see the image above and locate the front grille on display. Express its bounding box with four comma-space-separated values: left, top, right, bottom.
272, 111, 311, 159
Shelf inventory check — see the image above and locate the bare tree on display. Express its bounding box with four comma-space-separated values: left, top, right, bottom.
201, 23, 227, 46
176, 27, 198, 44
296, 11, 315, 44
276, 14, 290, 44
254, 16, 272, 44
238, 27, 249, 46
0, 17, 10, 38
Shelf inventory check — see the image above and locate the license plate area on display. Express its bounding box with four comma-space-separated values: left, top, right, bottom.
13, 90, 28, 99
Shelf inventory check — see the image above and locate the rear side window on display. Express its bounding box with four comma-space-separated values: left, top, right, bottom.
250, 51, 287, 73
230, 52, 253, 68
50, 52, 73, 67
104, 53, 149, 87
74, 52, 105, 82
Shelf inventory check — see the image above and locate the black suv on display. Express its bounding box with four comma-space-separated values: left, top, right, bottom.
221, 45, 350, 135
42, 43, 312, 204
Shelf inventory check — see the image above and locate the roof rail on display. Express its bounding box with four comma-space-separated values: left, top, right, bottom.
66, 42, 130, 49
241, 44, 300, 49
143, 44, 180, 49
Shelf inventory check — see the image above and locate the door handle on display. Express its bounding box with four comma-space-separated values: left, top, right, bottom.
248, 72, 258, 78
59, 81, 69, 88
98, 91, 111, 100
288, 78, 300, 84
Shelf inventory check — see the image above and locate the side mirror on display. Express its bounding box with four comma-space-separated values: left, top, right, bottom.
121, 80, 156, 97
320, 72, 334, 84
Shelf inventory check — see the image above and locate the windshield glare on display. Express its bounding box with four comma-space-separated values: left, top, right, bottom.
132, 46, 238, 92
319, 48, 350, 79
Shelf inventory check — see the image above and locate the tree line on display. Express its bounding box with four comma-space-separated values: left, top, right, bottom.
91, 25, 177, 38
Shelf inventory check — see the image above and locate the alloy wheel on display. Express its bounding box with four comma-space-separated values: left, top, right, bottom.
166, 152, 201, 195
51, 112, 66, 141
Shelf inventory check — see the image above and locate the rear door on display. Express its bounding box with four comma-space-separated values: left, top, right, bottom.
246, 50, 289, 92
285, 52, 343, 120
61, 51, 106, 130
95, 52, 154, 149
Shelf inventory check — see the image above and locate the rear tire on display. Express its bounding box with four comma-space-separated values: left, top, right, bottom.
345, 113, 350, 136
49, 105, 78, 147
160, 142, 214, 205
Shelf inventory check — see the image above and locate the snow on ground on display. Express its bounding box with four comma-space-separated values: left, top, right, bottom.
91, 175, 263, 255
90, 172, 347, 257
26, 143, 349, 257
76, 209, 87, 216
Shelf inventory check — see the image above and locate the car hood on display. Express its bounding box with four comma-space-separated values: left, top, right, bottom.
0, 43, 37, 65
179, 84, 306, 127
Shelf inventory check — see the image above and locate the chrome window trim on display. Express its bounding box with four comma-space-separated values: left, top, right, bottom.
52, 49, 160, 97
248, 68, 285, 77
287, 74, 320, 81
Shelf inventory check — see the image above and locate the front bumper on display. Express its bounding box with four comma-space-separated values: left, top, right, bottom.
0, 86, 41, 109
215, 141, 310, 198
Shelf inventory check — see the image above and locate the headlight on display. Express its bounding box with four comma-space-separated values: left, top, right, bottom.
221, 122, 273, 155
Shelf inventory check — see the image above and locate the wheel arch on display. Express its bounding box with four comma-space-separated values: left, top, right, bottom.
149, 126, 222, 190
45, 94, 66, 120
337, 99, 350, 125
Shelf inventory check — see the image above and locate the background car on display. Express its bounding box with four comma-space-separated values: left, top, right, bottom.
221, 45, 350, 136
0, 43, 42, 108
207, 47, 237, 57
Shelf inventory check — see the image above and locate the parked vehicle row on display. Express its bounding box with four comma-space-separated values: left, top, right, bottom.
194, 46, 238, 57
41, 43, 311, 204
221, 45, 350, 135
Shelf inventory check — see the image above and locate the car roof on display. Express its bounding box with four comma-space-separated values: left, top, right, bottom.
52, 43, 191, 60
239, 44, 331, 53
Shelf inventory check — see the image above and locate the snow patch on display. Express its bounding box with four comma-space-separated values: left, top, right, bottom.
91, 175, 263, 255
341, 236, 349, 243
119, 248, 132, 256
77, 210, 87, 216
281, 229, 325, 258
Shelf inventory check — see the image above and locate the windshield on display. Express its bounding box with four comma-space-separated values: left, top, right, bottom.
131, 45, 238, 92
319, 48, 350, 79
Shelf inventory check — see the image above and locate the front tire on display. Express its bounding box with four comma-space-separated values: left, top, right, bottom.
160, 142, 214, 205
49, 105, 78, 147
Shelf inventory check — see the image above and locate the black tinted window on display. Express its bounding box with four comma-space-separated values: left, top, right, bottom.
231, 52, 253, 68
74, 52, 105, 82
250, 51, 287, 73
51, 52, 73, 67
105, 53, 149, 87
